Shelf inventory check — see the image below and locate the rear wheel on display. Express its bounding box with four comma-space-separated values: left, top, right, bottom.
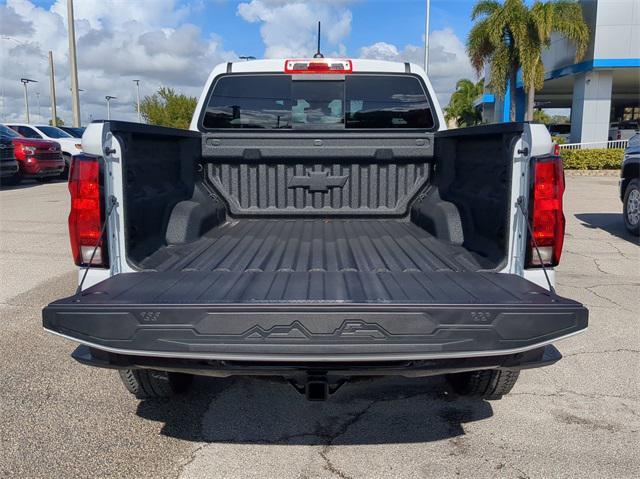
447, 369, 520, 400
118, 369, 194, 399
623, 179, 640, 236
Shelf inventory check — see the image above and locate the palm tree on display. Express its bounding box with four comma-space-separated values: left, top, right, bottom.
522, 1, 589, 120
444, 78, 485, 127
467, 0, 589, 122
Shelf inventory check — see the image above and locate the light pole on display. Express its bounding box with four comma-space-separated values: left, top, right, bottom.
48, 51, 58, 127
133, 79, 141, 122
20, 78, 37, 123
36, 92, 41, 122
67, 0, 81, 127
105, 95, 116, 120
424, 0, 431, 73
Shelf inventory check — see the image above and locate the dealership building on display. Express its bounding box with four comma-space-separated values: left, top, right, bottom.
480, 0, 640, 143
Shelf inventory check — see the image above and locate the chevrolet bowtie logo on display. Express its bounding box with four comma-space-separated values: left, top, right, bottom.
288, 171, 349, 193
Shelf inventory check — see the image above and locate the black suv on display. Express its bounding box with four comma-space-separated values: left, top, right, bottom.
0, 126, 19, 184
621, 133, 640, 235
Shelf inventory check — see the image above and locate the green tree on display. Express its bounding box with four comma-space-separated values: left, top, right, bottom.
533, 109, 551, 124
49, 117, 65, 126
444, 78, 484, 127
140, 87, 197, 129
467, 0, 589, 122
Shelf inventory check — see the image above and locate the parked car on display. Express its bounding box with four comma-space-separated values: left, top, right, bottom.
6, 123, 82, 177
58, 126, 86, 138
0, 126, 19, 184
547, 123, 571, 143
609, 120, 639, 141
0, 124, 64, 184
43, 58, 587, 403
621, 132, 640, 235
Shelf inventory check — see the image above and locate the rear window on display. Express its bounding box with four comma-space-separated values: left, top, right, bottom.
201, 74, 435, 130
36, 126, 72, 138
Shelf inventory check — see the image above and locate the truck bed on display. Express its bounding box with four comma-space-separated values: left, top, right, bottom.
42, 122, 588, 362
140, 219, 486, 275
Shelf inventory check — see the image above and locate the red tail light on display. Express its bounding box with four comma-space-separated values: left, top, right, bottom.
68, 156, 107, 267
526, 156, 565, 268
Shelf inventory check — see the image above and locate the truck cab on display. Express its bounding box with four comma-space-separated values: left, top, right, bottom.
43, 59, 587, 402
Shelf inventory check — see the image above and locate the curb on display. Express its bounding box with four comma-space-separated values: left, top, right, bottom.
565, 170, 619, 177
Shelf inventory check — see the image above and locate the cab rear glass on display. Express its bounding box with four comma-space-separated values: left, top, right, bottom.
201, 74, 436, 130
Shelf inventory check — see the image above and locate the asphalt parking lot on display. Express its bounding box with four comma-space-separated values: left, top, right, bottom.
1, 176, 638, 478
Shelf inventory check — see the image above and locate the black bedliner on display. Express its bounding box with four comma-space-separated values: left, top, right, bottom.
141, 219, 486, 273
43, 270, 588, 361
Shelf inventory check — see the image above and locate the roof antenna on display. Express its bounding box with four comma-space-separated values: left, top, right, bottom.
313, 21, 324, 58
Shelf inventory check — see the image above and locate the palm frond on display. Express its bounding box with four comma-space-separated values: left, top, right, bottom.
551, 1, 590, 60
471, 0, 501, 20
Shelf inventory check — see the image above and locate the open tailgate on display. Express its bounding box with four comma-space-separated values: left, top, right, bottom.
43, 271, 587, 361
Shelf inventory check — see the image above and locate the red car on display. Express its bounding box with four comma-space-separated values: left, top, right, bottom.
0, 124, 65, 184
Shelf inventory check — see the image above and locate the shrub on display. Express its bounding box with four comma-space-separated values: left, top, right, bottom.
559, 148, 623, 170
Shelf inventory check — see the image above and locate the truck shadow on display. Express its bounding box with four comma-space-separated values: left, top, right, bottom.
0, 178, 67, 191
574, 213, 638, 244
136, 376, 493, 445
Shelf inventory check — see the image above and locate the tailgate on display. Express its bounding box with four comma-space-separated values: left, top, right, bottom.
43, 271, 588, 361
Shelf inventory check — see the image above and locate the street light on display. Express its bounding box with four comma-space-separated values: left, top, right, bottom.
36, 92, 41, 122
239, 56, 256, 61
20, 78, 38, 123
105, 95, 117, 120
424, 0, 431, 73
67, 0, 81, 127
133, 79, 141, 122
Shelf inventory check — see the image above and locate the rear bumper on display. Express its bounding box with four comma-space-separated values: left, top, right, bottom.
72, 343, 563, 377
19, 159, 65, 177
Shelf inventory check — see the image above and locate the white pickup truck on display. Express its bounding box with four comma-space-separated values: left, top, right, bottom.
43, 58, 587, 402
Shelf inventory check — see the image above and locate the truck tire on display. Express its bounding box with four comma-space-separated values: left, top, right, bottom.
60, 154, 71, 179
447, 369, 520, 400
623, 179, 640, 236
118, 369, 193, 399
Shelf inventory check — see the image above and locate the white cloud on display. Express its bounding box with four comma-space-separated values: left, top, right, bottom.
0, 0, 235, 124
237, 0, 352, 58
359, 28, 476, 107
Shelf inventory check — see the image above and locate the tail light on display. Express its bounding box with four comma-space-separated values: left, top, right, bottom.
68, 155, 107, 267
285, 59, 352, 74
526, 156, 565, 268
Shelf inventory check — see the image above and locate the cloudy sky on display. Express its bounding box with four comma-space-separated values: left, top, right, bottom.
0, 0, 478, 124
